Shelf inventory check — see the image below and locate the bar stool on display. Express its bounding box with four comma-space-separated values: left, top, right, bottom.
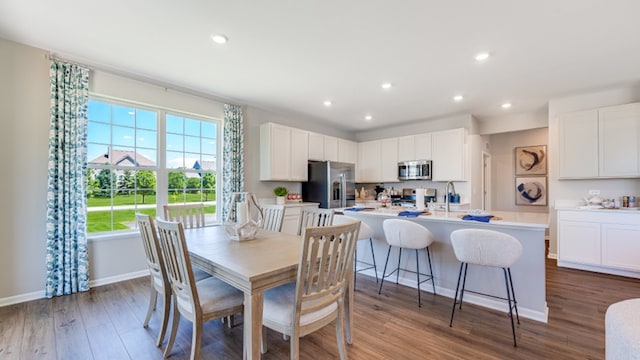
333, 215, 378, 286
378, 219, 435, 307
449, 228, 522, 347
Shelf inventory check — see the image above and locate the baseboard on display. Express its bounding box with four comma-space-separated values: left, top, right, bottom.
0, 269, 150, 308
356, 269, 549, 323
547, 252, 558, 260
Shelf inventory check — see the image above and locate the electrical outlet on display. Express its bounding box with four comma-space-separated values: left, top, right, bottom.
589, 189, 600, 195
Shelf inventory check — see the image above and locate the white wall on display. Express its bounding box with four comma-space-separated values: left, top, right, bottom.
547, 85, 640, 255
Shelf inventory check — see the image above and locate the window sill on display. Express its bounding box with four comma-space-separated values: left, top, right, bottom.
88, 230, 140, 243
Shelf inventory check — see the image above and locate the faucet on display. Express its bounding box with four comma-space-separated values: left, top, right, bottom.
445, 181, 456, 212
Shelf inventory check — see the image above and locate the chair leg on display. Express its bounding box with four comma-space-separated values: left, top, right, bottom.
503, 268, 517, 347
396, 247, 402, 284
261, 326, 268, 354
415, 249, 421, 307
507, 268, 520, 324
289, 333, 300, 360
156, 291, 171, 347
459, 263, 469, 310
191, 319, 203, 360
369, 238, 379, 283
144, 288, 157, 328
164, 297, 180, 358
449, 262, 464, 327
336, 299, 347, 360
426, 247, 436, 295
353, 248, 358, 289
378, 245, 392, 295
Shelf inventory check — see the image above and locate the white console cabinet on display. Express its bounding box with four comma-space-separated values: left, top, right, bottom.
557, 209, 640, 278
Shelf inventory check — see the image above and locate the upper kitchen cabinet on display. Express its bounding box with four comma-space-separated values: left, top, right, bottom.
260, 123, 309, 181
381, 138, 400, 182
558, 102, 640, 179
431, 128, 466, 181
357, 140, 381, 183
338, 138, 358, 165
324, 136, 339, 162
398, 133, 432, 162
307, 132, 325, 161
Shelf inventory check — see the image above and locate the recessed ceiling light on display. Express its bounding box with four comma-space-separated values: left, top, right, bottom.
323, 100, 332, 107
475, 52, 490, 61
365, 115, 373, 121
453, 95, 464, 102
501, 102, 512, 109
211, 34, 228, 44
381, 82, 392, 89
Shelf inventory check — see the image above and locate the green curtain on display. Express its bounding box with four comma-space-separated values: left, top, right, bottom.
45, 60, 90, 298
222, 104, 244, 220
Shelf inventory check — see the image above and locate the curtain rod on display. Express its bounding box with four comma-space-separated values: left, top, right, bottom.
44, 52, 93, 71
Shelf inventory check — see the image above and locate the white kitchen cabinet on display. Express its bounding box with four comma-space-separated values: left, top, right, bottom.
558, 102, 640, 179
291, 128, 309, 181
398, 133, 432, 162
599, 103, 640, 177
431, 128, 466, 181
308, 132, 325, 161
260, 123, 308, 181
324, 136, 339, 162
557, 209, 640, 278
281, 203, 319, 235
558, 109, 599, 179
338, 138, 358, 165
381, 138, 399, 182
357, 140, 381, 183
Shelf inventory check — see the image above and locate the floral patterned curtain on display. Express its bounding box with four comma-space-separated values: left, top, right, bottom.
45, 60, 90, 298
222, 104, 244, 220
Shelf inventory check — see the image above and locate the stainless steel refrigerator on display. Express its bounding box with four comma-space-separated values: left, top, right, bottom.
302, 161, 356, 209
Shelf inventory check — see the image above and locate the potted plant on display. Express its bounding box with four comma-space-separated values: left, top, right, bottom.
274, 186, 288, 205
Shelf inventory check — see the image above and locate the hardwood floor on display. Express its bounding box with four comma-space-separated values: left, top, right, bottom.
2, 258, 640, 359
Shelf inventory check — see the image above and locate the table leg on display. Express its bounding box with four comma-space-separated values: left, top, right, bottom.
243, 291, 264, 360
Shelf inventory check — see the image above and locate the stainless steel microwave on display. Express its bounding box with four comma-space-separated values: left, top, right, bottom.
398, 160, 432, 180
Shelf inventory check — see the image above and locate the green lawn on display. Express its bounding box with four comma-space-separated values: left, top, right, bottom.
87, 192, 216, 207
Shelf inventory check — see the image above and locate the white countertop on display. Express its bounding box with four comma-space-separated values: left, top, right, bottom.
556, 206, 640, 214
340, 207, 549, 229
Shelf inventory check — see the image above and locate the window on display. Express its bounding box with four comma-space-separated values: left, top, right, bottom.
87, 98, 220, 234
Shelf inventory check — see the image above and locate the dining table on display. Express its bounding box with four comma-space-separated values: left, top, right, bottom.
184, 225, 354, 360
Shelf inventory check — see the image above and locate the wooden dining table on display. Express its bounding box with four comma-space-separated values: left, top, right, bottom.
184, 225, 354, 360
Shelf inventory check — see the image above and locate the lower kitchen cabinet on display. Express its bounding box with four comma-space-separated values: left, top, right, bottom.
557, 209, 640, 278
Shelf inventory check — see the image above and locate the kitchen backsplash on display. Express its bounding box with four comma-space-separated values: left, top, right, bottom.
356, 180, 469, 203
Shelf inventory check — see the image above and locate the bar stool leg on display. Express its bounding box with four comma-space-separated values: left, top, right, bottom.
426, 247, 435, 295
395, 248, 402, 284
369, 238, 378, 283
415, 249, 421, 307
507, 268, 520, 323
459, 263, 469, 310
450, 262, 465, 326
378, 245, 392, 295
503, 268, 517, 347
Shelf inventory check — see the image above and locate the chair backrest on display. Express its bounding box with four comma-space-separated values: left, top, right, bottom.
294, 221, 360, 327
297, 208, 335, 235
332, 214, 374, 240
136, 213, 170, 293
164, 203, 206, 229
382, 219, 434, 249
261, 204, 285, 232
450, 229, 522, 268
155, 219, 200, 320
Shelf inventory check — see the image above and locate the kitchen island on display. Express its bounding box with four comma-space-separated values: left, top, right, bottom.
341, 208, 549, 322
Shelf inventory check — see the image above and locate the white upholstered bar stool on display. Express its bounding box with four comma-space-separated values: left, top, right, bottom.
333, 215, 379, 286
378, 219, 435, 307
606, 298, 640, 359
449, 228, 522, 347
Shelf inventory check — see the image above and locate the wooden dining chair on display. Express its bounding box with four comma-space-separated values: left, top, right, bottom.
163, 203, 206, 229
136, 213, 171, 347
296, 207, 335, 235
155, 219, 245, 360
261, 204, 285, 232
261, 221, 360, 360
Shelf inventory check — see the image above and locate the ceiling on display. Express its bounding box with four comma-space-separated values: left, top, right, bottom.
1, 1, 639, 132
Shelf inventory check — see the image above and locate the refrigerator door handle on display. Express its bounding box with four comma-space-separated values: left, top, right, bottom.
339, 173, 346, 208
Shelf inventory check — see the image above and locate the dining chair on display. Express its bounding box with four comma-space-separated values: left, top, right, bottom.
261, 204, 286, 232
163, 203, 206, 229
261, 221, 360, 360
136, 213, 171, 347
296, 207, 335, 235
155, 219, 245, 360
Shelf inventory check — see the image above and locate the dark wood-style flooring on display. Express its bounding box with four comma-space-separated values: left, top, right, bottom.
2, 258, 640, 359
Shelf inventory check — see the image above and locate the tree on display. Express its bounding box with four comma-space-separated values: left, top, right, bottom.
118, 169, 135, 195
85, 168, 100, 198
168, 171, 186, 191
186, 177, 201, 194
136, 170, 156, 204
96, 169, 116, 198
202, 173, 216, 201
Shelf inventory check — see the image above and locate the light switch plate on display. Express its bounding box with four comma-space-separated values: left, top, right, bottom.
589, 189, 600, 195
